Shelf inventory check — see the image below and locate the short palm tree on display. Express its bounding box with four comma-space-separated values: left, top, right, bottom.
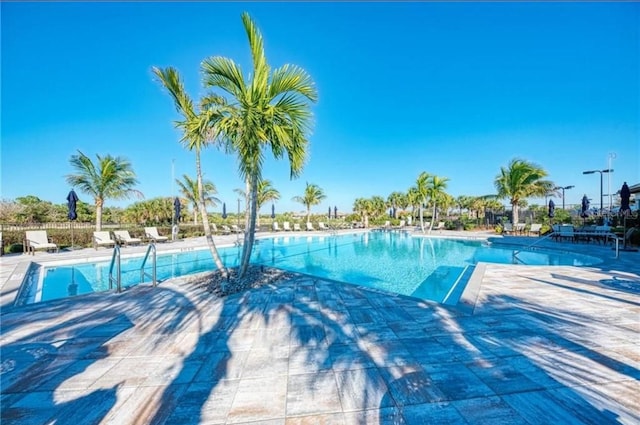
202, 12, 317, 277
387, 191, 404, 219
153, 66, 226, 275
66, 150, 143, 231
175, 174, 220, 225
494, 159, 554, 225
353, 198, 373, 228
292, 182, 326, 223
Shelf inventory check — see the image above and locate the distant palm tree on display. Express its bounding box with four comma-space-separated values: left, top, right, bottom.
66, 150, 143, 231
257, 179, 280, 226
412, 172, 431, 233
153, 66, 227, 275
426, 174, 450, 232
175, 174, 220, 224
387, 191, 404, 219
494, 159, 554, 225
353, 197, 373, 228
202, 12, 317, 278
292, 182, 326, 223
370, 196, 387, 220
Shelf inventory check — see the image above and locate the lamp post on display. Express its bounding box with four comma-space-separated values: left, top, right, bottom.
583, 169, 612, 215
554, 185, 574, 210
608, 153, 616, 210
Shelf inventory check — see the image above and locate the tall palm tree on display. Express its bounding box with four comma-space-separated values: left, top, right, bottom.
426, 174, 450, 232
175, 174, 220, 224
412, 172, 431, 233
66, 150, 143, 231
202, 12, 318, 277
292, 182, 326, 223
370, 196, 387, 220
494, 158, 554, 225
153, 66, 227, 275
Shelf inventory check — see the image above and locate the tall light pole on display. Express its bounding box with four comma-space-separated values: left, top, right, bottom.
555, 185, 574, 210
583, 169, 612, 215
608, 153, 616, 210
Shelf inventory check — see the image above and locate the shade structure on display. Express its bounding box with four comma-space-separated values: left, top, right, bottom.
271, 203, 276, 219
548, 199, 555, 218
581, 195, 590, 218
66, 189, 78, 220
222, 202, 227, 219
174, 197, 181, 223
620, 182, 631, 213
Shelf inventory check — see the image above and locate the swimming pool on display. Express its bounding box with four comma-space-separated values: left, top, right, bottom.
20, 231, 601, 306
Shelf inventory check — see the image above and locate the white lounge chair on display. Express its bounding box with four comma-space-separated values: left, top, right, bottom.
502, 223, 514, 235
283, 222, 292, 232
318, 222, 328, 231
306, 222, 315, 231
93, 231, 116, 250
293, 223, 301, 231
221, 225, 232, 235
529, 223, 542, 236
25, 230, 58, 255
434, 221, 445, 231
272, 222, 281, 232
231, 224, 242, 234
145, 227, 168, 243
113, 230, 142, 246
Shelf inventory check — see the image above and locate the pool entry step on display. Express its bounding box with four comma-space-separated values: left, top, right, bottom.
411, 265, 474, 305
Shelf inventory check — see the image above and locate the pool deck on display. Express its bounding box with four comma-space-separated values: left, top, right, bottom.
1, 229, 638, 424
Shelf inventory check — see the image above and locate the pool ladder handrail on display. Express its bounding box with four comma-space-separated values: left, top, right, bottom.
108, 244, 122, 293
140, 242, 157, 287
512, 232, 555, 260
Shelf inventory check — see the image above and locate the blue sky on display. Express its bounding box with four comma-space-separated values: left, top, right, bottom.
2, 2, 639, 215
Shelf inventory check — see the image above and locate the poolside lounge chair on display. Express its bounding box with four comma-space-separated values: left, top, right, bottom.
514, 223, 526, 235
113, 230, 142, 247
398, 220, 406, 228
221, 225, 232, 235
318, 222, 328, 231
93, 231, 116, 250
558, 225, 575, 242
272, 222, 281, 232
293, 223, 301, 231
434, 221, 445, 232
283, 222, 292, 232
502, 223, 514, 235
383, 221, 391, 229
306, 222, 315, 231
231, 224, 242, 234
145, 227, 168, 243
528, 223, 542, 237
25, 230, 58, 255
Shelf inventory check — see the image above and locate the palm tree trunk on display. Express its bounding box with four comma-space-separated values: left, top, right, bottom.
307, 206, 311, 224
512, 202, 519, 225
193, 209, 198, 225
429, 203, 437, 232
195, 150, 226, 277
420, 205, 424, 233
239, 172, 258, 278
95, 198, 103, 231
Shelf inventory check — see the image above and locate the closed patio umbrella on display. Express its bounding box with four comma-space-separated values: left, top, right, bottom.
581, 195, 590, 218
271, 204, 276, 219
620, 182, 631, 214
66, 189, 79, 250
334, 206, 338, 219
174, 197, 181, 223
222, 202, 227, 219
548, 199, 555, 218
328, 206, 332, 219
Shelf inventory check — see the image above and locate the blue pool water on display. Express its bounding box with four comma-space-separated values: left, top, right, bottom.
25, 232, 600, 305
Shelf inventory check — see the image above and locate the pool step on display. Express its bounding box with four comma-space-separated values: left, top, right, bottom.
411, 265, 467, 304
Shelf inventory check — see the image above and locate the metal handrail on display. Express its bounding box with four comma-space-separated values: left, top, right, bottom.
108, 244, 121, 293
140, 242, 157, 287
512, 232, 556, 259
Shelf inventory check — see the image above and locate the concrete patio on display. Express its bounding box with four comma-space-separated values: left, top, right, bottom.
1, 231, 638, 424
